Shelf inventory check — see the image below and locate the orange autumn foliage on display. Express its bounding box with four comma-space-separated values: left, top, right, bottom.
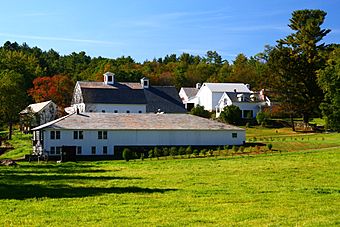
28, 75, 74, 109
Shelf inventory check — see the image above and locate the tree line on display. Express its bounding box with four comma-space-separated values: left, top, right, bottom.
0, 9, 339, 134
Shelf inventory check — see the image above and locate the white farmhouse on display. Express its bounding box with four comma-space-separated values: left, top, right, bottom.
70, 72, 186, 114
31, 113, 245, 160
215, 88, 271, 118
20, 100, 57, 132
180, 83, 270, 118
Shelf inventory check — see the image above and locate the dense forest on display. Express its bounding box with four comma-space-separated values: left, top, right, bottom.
0, 9, 339, 133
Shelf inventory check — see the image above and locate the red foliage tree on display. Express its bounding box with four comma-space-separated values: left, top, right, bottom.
28, 75, 74, 109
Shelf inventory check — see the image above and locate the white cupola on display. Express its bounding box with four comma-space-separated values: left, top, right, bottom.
103, 72, 115, 85
141, 77, 149, 89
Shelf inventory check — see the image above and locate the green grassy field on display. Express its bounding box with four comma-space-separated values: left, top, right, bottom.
0, 128, 339, 226
0, 150, 339, 226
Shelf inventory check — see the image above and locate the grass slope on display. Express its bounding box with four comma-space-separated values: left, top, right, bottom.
0, 132, 32, 160
0, 149, 339, 226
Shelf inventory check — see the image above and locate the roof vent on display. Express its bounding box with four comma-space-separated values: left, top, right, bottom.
196, 83, 201, 89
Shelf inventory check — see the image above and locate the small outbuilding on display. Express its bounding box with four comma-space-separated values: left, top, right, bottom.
20, 100, 57, 133
31, 113, 245, 159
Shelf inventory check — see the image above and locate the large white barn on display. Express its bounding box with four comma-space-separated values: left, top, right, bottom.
69, 72, 186, 114
31, 113, 245, 160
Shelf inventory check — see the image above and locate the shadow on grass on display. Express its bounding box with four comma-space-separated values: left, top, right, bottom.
0, 184, 177, 200
0, 163, 114, 174
0, 174, 141, 182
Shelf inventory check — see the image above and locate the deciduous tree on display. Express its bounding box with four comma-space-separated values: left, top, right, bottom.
28, 75, 74, 110
0, 70, 27, 139
317, 46, 340, 131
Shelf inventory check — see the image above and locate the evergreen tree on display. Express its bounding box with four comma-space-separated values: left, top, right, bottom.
268, 10, 330, 127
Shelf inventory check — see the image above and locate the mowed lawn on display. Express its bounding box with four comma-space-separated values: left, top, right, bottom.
0, 148, 339, 226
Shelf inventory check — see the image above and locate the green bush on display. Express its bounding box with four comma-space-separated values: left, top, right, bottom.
219, 105, 242, 125
148, 149, 154, 159
170, 147, 177, 157
178, 147, 186, 157
190, 105, 211, 118
232, 145, 239, 153
185, 146, 193, 158
122, 148, 132, 162
193, 149, 199, 157
256, 111, 269, 126
163, 147, 169, 157
154, 147, 161, 159
267, 144, 273, 151
201, 149, 207, 157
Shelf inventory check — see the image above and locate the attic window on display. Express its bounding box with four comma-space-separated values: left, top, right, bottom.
144, 80, 148, 86
108, 75, 113, 82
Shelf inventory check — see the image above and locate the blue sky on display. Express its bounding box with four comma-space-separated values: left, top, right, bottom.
0, 0, 339, 62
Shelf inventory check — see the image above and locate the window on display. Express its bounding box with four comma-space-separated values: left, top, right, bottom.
56, 147, 61, 155
103, 146, 107, 155
74, 131, 83, 139
232, 133, 238, 138
50, 147, 55, 155
50, 131, 60, 139
108, 75, 113, 82
243, 110, 253, 119
91, 146, 96, 155
79, 131, 83, 139
56, 131, 60, 139
50, 131, 55, 139
98, 131, 107, 139
126, 110, 130, 113
144, 81, 148, 86
77, 146, 82, 155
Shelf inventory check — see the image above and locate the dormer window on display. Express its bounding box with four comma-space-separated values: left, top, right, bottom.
103, 72, 115, 85
237, 94, 245, 102
141, 77, 149, 89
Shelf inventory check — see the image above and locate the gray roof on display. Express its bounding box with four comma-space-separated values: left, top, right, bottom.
225, 92, 252, 102
203, 83, 251, 93
76, 81, 186, 113
145, 86, 186, 113
32, 113, 244, 131
182, 87, 199, 99
78, 82, 146, 104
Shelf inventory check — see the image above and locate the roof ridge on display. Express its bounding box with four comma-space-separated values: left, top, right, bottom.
31, 112, 76, 131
